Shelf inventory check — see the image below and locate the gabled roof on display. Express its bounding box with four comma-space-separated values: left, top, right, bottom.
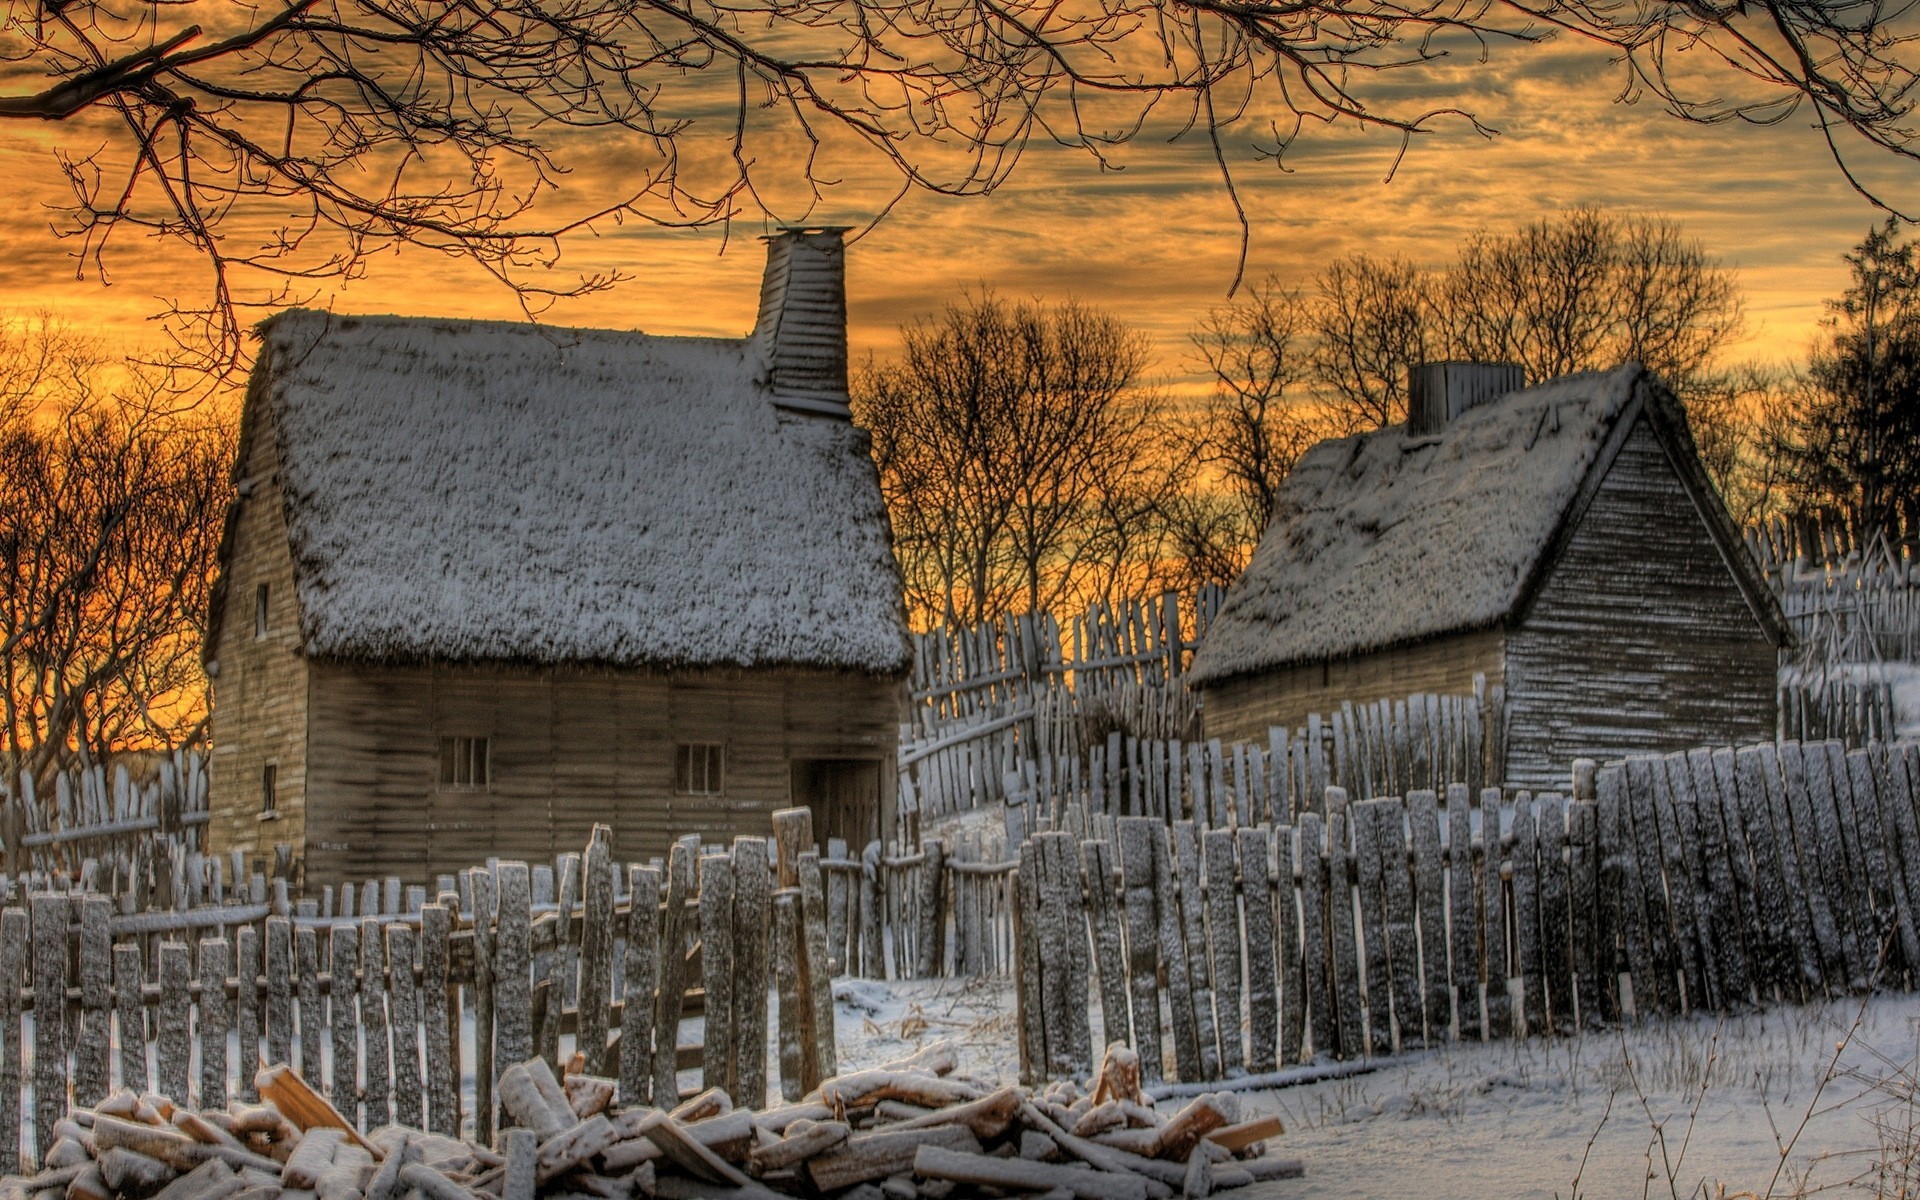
1187, 363, 1789, 686
207, 308, 910, 674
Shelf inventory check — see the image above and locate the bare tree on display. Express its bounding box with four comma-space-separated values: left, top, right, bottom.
1181, 277, 1320, 577
855, 294, 1164, 628
1309, 256, 1436, 434
1439, 208, 1741, 389
0, 321, 229, 782
0, 2, 1912, 362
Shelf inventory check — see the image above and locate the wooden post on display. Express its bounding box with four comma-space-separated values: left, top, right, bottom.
1116, 818, 1163, 1083
75, 896, 112, 1108
654, 839, 696, 1106
31, 895, 68, 1153
1624, 760, 1678, 1014
1236, 827, 1275, 1074
1379, 798, 1422, 1051
1598, 766, 1643, 1021
1202, 828, 1244, 1076
389, 922, 421, 1129
1652, 758, 1711, 1010
1775, 742, 1840, 994
1408, 791, 1448, 1044
1083, 838, 1131, 1057
297, 925, 325, 1088
1325, 799, 1365, 1059
329, 922, 361, 1124
732, 837, 772, 1110
1568, 801, 1601, 1030
1509, 796, 1544, 1036
860, 841, 885, 980
578, 825, 616, 1073
468, 868, 498, 1145
199, 935, 232, 1110
1274, 825, 1305, 1064
1445, 787, 1480, 1040
1536, 793, 1573, 1034
1, 907, 26, 1173
1349, 802, 1393, 1057
1296, 813, 1334, 1060
620, 865, 661, 1108
916, 839, 945, 979
421, 901, 457, 1136
1479, 793, 1512, 1039
699, 851, 736, 1095
773, 888, 806, 1102
772, 808, 813, 889
113, 941, 148, 1096
360, 919, 391, 1127
799, 851, 837, 1087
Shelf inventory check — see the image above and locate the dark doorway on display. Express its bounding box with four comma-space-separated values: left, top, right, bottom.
790, 758, 882, 849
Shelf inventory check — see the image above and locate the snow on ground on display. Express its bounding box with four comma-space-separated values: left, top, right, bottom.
825, 975, 1920, 1199
22, 972, 1920, 1196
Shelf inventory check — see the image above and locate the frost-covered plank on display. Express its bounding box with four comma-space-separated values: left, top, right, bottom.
1710, 748, 1765, 994
1775, 742, 1840, 993
619, 865, 660, 1107
1409, 790, 1448, 1044
1084, 839, 1131, 1059
1568, 800, 1602, 1029
1535, 794, 1572, 1034
1688, 750, 1750, 1008
1623, 760, 1676, 1014
1797, 742, 1866, 989
1297, 813, 1335, 1059
1479, 794, 1512, 1039
389, 921, 421, 1129
75, 896, 113, 1108
732, 837, 771, 1111
329, 922, 361, 1123
1, 907, 26, 1174
1833, 743, 1896, 978
199, 936, 232, 1110
577, 826, 616, 1074
1237, 828, 1277, 1074
1654, 757, 1714, 1012
1508, 796, 1544, 1035
1379, 798, 1422, 1050
1348, 801, 1393, 1058
31, 895, 69, 1154
1203, 828, 1245, 1076
1731, 747, 1796, 1000
1155, 822, 1200, 1081
1874, 747, 1920, 986
468, 867, 498, 1143
651, 842, 693, 1104
798, 851, 837, 1085
113, 942, 148, 1096
421, 901, 456, 1135
296, 924, 325, 1089
1172, 823, 1218, 1079
1117, 818, 1163, 1083
1325, 799, 1365, 1058
1445, 786, 1480, 1040
700, 851, 736, 1095
1274, 825, 1306, 1064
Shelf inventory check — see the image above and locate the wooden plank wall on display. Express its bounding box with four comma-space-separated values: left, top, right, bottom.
1504, 421, 1779, 790
207, 397, 312, 866
302, 664, 900, 885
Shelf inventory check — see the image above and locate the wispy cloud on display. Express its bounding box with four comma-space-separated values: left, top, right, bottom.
0, 36, 1900, 382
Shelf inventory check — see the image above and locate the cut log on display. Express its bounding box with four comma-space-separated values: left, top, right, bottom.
747, 1121, 848, 1175
255, 1067, 382, 1159
804, 1126, 980, 1193
911, 1145, 1153, 1200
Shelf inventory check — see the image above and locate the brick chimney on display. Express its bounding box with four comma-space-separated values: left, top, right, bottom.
1406, 361, 1525, 436
754, 228, 851, 418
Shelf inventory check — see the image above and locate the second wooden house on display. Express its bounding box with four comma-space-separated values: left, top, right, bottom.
203, 229, 911, 885
1188, 362, 1791, 789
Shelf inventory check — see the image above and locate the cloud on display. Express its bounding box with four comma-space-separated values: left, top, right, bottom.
0, 34, 1901, 384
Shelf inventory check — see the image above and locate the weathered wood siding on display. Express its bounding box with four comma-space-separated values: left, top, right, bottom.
1200, 628, 1505, 747
206, 401, 310, 868
302, 664, 901, 884
1504, 417, 1777, 789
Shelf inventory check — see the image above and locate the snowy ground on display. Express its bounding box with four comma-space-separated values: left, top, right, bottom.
21, 973, 1920, 1197
829, 974, 1920, 1199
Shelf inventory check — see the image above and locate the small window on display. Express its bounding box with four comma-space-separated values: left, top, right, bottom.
675, 743, 724, 795
439, 736, 491, 790
254, 584, 270, 639
262, 763, 278, 814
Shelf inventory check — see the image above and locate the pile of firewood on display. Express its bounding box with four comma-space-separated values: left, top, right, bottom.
2, 1044, 1300, 1200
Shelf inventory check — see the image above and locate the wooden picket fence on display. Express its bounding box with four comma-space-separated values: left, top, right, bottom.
0, 816, 849, 1173
1, 753, 213, 883
1007, 738, 1920, 1085
1779, 672, 1902, 746
899, 588, 1224, 828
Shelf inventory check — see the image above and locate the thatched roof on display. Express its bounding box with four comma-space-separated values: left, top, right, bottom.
1188, 363, 1785, 686
210, 307, 909, 674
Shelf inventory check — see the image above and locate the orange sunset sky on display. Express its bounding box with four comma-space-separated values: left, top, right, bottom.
0, 32, 1909, 391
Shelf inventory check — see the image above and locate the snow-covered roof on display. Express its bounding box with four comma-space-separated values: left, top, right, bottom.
1188, 363, 1777, 685
224, 307, 909, 673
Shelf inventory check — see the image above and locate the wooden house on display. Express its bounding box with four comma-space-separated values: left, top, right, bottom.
203, 229, 910, 885
1188, 362, 1791, 789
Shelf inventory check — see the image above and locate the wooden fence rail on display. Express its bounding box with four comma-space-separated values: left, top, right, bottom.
0, 818, 845, 1173
1004, 737, 1920, 1085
